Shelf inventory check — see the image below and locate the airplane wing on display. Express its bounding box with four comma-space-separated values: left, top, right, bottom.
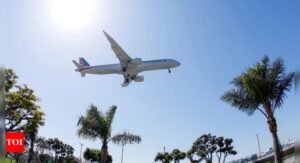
103, 31, 132, 68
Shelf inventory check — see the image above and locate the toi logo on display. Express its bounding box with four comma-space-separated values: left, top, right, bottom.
6, 132, 24, 153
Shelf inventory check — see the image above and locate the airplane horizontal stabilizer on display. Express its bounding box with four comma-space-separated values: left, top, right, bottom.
72, 60, 86, 77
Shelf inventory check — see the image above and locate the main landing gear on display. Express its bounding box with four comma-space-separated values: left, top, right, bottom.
168, 68, 171, 73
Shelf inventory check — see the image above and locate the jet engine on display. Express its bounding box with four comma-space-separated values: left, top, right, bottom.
133, 75, 144, 82
130, 58, 142, 66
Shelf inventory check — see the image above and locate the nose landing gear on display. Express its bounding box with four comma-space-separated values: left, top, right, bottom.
168, 68, 171, 73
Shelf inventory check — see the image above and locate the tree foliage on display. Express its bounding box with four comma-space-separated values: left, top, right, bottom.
170, 149, 186, 163
187, 134, 237, 163
47, 138, 75, 162
154, 152, 173, 163
111, 130, 141, 146
77, 105, 117, 163
83, 148, 112, 163
5, 69, 45, 132
221, 55, 294, 163
216, 137, 237, 163
221, 56, 294, 115
25, 110, 45, 163
189, 134, 217, 163
111, 130, 141, 163
33, 137, 77, 163
4, 69, 45, 162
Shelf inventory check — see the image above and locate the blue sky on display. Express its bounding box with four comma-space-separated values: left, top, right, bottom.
1, 0, 300, 162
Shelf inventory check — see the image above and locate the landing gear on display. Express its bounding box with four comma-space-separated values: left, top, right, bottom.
125, 78, 130, 83
168, 68, 171, 73
122, 67, 127, 72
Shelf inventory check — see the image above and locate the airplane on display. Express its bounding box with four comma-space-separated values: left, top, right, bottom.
72, 31, 180, 87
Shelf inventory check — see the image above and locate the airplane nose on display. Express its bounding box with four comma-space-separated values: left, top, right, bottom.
175, 61, 180, 67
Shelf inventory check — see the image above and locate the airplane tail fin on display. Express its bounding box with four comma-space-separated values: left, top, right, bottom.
72, 59, 87, 77
79, 57, 90, 67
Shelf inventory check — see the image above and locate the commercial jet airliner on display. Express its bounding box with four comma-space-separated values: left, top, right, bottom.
72, 31, 180, 87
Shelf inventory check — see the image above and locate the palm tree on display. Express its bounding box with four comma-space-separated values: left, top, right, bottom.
111, 130, 141, 163
221, 55, 294, 163
170, 149, 186, 163
25, 111, 45, 163
77, 104, 117, 163
154, 152, 173, 163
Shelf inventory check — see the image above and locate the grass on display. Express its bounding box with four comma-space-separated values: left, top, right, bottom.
0, 158, 15, 163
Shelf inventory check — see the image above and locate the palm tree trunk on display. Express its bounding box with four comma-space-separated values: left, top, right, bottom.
27, 137, 34, 163
267, 117, 283, 163
100, 141, 108, 163
121, 144, 124, 163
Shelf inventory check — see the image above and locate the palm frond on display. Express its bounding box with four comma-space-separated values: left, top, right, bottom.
77, 104, 119, 142
221, 89, 259, 115
270, 57, 285, 82
111, 130, 141, 145
103, 105, 117, 138
77, 105, 105, 140
221, 55, 294, 116
273, 72, 294, 109
105, 105, 117, 127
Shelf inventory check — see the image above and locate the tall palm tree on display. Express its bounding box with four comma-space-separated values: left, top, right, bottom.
111, 130, 141, 163
154, 152, 173, 163
77, 104, 117, 163
221, 55, 294, 163
26, 111, 45, 163
170, 149, 186, 163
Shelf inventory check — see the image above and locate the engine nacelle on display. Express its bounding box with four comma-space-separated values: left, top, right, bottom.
130, 58, 142, 66
133, 75, 144, 82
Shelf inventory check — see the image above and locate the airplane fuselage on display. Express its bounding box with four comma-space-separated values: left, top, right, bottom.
77, 59, 180, 76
